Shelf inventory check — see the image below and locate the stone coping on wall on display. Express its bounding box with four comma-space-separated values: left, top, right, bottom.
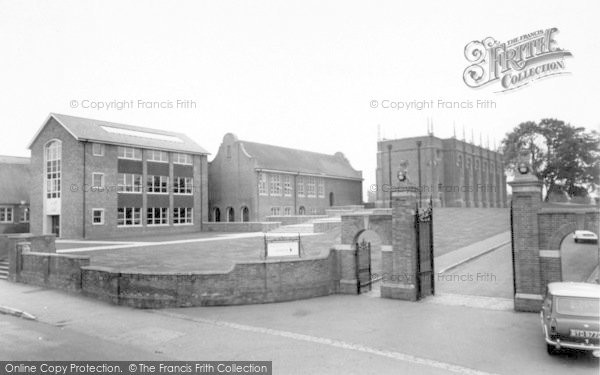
538, 202, 598, 213
81, 248, 335, 276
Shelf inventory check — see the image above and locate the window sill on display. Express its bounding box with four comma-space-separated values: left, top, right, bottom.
117, 225, 143, 228
174, 223, 194, 226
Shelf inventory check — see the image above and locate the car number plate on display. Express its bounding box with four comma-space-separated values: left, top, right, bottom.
570, 329, 600, 338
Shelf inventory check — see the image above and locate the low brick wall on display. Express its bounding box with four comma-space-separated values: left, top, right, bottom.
313, 220, 341, 233
266, 215, 327, 226
0, 233, 56, 259
203, 222, 281, 233
17, 252, 90, 291
82, 250, 339, 308
11, 243, 342, 308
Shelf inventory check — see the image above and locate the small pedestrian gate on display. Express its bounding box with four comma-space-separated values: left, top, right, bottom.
355, 239, 372, 294
415, 201, 434, 299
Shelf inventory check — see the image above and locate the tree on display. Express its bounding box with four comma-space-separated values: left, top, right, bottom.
501, 119, 600, 200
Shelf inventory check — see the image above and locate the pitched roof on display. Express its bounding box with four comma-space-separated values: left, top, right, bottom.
239, 140, 362, 180
28, 113, 209, 155
0, 156, 30, 204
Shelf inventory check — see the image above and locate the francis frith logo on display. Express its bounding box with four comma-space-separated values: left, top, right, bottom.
463, 27, 572, 92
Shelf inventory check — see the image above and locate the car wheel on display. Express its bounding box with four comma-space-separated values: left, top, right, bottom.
547, 344, 558, 355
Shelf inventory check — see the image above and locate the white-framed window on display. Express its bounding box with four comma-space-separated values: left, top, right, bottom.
270, 207, 281, 216
283, 207, 292, 216
45, 140, 61, 199
297, 176, 304, 197
118, 146, 142, 160
173, 177, 193, 195
20, 207, 30, 223
258, 173, 268, 196
270, 174, 281, 196
117, 207, 141, 226
283, 175, 292, 197
92, 209, 105, 225
92, 143, 104, 156
307, 176, 316, 197
173, 207, 193, 225
147, 207, 169, 225
117, 173, 142, 193
147, 150, 169, 163
317, 178, 325, 198
173, 153, 193, 165
147, 175, 169, 194
92, 173, 104, 188
0, 207, 14, 223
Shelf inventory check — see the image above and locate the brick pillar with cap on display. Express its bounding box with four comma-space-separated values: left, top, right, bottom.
509, 167, 544, 312
381, 184, 419, 301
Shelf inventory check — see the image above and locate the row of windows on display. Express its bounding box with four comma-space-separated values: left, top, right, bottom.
92, 174, 194, 194
92, 207, 193, 226
456, 155, 500, 172
0, 207, 30, 223
258, 173, 325, 198
113, 146, 193, 165
270, 206, 316, 215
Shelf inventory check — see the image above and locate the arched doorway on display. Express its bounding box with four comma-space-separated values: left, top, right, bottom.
213, 207, 221, 222
329, 192, 335, 207
226, 207, 234, 222
561, 230, 599, 282
241, 206, 249, 222
298, 206, 305, 215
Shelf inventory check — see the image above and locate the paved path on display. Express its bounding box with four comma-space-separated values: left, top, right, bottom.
1, 281, 598, 374
435, 231, 510, 273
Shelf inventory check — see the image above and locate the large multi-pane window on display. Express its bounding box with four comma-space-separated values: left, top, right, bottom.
147, 175, 169, 193
283, 207, 292, 216
117, 146, 142, 160
306, 176, 316, 197
92, 143, 104, 156
147, 207, 169, 225
297, 176, 305, 197
173, 207, 193, 224
117, 173, 142, 193
317, 178, 325, 198
45, 141, 61, 199
173, 153, 192, 165
173, 177, 193, 195
283, 175, 292, 197
0, 207, 13, 223
270, 174, 281, 196
270, 207, 281, 216
147, 150, 168, 163
117, 207, 141, 226
258, 173, 267, 196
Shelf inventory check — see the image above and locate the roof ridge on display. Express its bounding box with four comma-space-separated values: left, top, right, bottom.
240, 139, 344, 159
51, 113, 186, 137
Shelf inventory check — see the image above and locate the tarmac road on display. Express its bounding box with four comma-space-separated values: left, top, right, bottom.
1, 280, 598, 375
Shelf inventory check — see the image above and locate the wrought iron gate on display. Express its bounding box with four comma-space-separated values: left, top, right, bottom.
355, 239, 372, 294
510, 202, 517, 295
415, 200, 434, 299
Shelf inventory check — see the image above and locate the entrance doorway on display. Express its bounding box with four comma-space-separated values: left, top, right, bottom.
329, 192, 335, 207
50, 215, 60, 237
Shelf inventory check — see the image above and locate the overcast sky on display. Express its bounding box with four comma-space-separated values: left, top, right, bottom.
1, 0, 598, 198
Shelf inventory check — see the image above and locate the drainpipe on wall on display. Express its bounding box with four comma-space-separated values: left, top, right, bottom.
82, 141, 87, 239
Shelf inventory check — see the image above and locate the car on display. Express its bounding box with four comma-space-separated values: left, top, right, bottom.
541, 282, 600, 356
572, 230, 598, 244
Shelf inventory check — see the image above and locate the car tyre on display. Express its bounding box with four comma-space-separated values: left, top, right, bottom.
546, 343, 558, 355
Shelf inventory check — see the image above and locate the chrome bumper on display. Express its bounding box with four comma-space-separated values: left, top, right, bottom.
541, 312, 600, 351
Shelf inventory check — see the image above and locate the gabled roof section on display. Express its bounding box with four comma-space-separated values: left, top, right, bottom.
28, 113, 209, 154
0, 156, 30, 204
239, 139, 362, 180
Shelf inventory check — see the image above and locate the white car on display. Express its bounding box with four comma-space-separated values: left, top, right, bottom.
573, 230, 598, 244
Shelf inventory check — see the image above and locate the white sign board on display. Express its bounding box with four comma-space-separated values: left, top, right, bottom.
267, 241, 300, 258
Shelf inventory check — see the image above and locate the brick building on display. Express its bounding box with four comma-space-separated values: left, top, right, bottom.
208, 133, 362, 222
28, 113, 209, 239
0, 156, 31, 234
376, 134, 507, 208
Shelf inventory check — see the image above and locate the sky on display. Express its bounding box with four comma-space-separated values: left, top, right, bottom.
1, 0, 598, 199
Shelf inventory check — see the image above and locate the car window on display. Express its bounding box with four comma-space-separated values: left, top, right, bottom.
555, 297, 600, 317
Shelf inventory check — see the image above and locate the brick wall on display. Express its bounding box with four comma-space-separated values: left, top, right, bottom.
203, 222, 281, 232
